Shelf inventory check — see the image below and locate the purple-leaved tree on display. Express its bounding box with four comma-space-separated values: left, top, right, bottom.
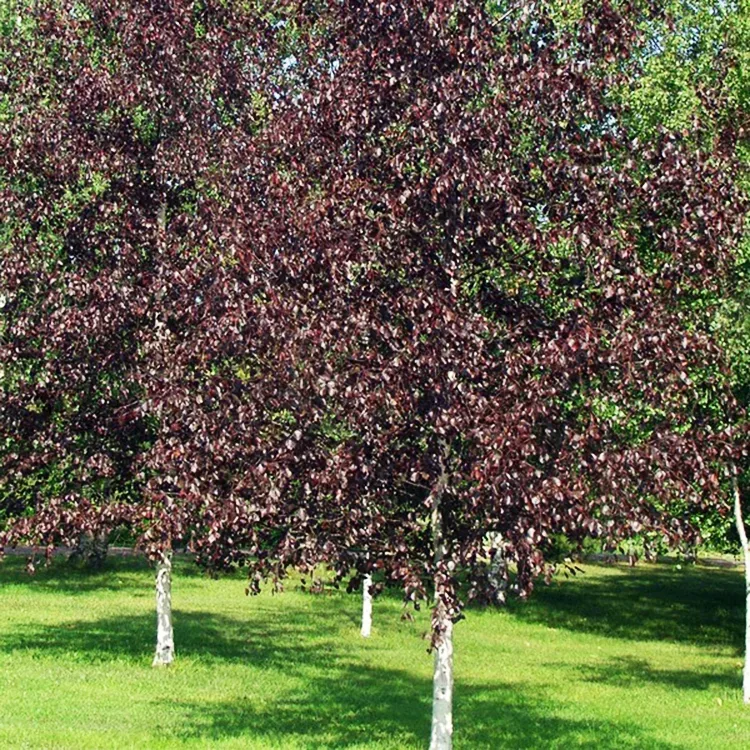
195, 2, 743, 746
0, 0, 291, 665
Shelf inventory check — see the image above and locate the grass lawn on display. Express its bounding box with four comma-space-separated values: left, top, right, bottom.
0, 556, 748, 749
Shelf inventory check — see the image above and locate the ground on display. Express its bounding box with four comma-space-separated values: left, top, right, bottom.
0, 556, 747, 748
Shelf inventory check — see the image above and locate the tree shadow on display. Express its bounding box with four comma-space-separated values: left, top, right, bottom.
506, 563, 744, 652
0, 559, 741, 746
0, 605, 352, 667
566, 655, 739, 693
457, 682, 679, 750
169, 668, 680, 749
0, 601, 680, 748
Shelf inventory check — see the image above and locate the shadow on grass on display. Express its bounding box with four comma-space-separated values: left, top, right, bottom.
3, 555, 743, 651
0, 606, 345, 667
506, 563, 744, 652
568, 655, 739, 692
0, 599, 680, 748
170, 675, 679, 750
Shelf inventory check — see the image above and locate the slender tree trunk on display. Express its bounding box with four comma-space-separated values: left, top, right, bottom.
71, 531, 109, 568
733, 474, 750, 704
487, 532, 507, 604
157, 200, 167, 233
626, 539, 637, 567
430, 599, 453, 750
360, 573, 373, 637
152, 549, 174, 667
430, 451, 452, 750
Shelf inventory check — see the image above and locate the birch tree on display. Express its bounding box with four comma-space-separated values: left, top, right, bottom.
137, 2, 740, 746
0, 0, 283, 662
225, 2, 744, 746
360, 574, 374, 638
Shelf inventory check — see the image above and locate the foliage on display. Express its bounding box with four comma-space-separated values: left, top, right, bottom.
0, 1, 745, 637
622, 0, 750, 548
200, 0, 745, 627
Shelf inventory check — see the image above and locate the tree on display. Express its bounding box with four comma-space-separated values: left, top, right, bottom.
202, 2, 742, 746
0, 0, 278, 663
0, 0, 375, 666
733, 471, 750, 703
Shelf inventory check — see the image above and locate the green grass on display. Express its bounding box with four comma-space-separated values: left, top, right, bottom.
0, 557, 748, 749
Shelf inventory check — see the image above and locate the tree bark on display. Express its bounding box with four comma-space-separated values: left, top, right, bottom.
733, 474, 750, 704
152, 550, 174, 667
360, 573, 373, 637
487, 532, 508, 604
430, 600, 453, 750
430, 449, 453, 750
70, 531, 109, 568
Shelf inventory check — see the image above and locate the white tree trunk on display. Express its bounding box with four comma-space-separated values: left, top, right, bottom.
430, 448, 453, 750
430, 604, 453, 750
487, 532, 507, 604
152, 550, 174, 667
360, 574, 373, 638
733, 475, 750, 704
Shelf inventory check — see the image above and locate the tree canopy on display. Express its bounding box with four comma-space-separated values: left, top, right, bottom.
0, 0, 745, 612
